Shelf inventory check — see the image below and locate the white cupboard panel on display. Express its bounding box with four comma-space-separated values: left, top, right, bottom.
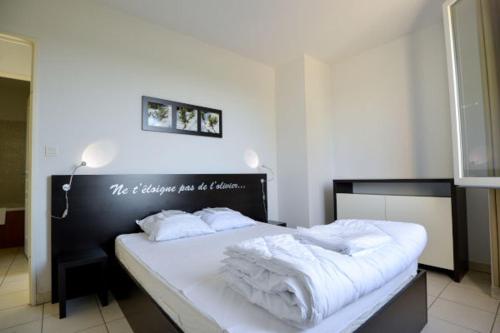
385, 195, 454, 270
336, 194, 385, 220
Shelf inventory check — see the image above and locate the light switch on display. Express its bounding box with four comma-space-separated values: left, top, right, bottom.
45, 145, 58, 158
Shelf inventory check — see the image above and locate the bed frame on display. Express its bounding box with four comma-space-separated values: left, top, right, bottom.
113, 263, 427, 333
51, 173, 427, 332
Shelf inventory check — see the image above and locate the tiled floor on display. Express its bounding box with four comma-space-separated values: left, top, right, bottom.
2, 246, 500, 333
424, 270, 500, 333
0, 247, 133, 333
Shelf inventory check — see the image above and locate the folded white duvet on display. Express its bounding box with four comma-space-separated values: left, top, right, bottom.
221, 220, 427, 328
296, 219, 393, 256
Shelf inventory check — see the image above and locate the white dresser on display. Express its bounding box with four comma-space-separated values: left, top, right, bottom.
333, 179, 468, 281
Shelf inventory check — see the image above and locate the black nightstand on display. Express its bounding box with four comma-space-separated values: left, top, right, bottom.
56, 248, 108, 318
268, 220, 287, 227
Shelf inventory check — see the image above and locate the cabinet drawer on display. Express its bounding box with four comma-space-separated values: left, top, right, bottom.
385, 195, 454, 270
336, 194, 385, 220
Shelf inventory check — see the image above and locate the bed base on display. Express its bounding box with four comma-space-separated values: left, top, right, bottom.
112, 262, 427, 333
356, 270, 427, 333
112, 260, 182, 332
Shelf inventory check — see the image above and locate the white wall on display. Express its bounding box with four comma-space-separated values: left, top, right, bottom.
304, 56, 333, 225
331, 23, 453, 179
275, 57, 309, 227
467, 189, 491, 265
331, 22, 491, 267
0, 0, 278, 303
276, 55, 332, 227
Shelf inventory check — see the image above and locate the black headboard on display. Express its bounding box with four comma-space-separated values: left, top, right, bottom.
51, 173, 267, 300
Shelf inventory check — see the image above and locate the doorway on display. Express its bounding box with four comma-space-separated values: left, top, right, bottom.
0, 33, 33, 307
0, 77, 29, 247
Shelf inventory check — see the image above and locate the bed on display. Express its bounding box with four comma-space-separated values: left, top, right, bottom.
115, 221, 425, 333
50, 174, 427, 333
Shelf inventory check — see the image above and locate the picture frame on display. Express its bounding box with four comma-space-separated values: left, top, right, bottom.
199, 109, 222, 137
142, 96, 222, 138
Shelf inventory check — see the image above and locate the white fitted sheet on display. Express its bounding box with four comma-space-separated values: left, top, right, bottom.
116, 222, 419, 333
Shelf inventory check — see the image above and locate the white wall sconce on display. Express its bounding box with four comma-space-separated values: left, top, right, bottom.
244, 149, 274, 219
244, 149, 275, 181
52, 161, 87, 220
81, 140, 117, 168
53, 140, 118, 220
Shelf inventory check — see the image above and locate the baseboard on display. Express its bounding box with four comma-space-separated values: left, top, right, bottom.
469, 261, 491, 273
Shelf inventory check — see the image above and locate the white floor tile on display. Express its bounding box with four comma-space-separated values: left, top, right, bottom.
440, 284, 499, 313
0, 290, 29, 311
0, 266, 9, 277
0, 305, 42, 330
429, 298, 495, 333
79, 324, 108, 333
426, 271, 451, 297
106, 318, 133, 333
43, 296, 104, 333
98, 294, 124, 323
3, 272, 29, 285
422, 315, 478, 333
0, 248, 21, 256
452, 271, 491, 295
428, 280, 448, 297
427, 271, 453, 285
9, 257, 27, 268
11, 254, 27, 264
492, 316, 500, 333
0, 257, 15, 269
427, 295, 436, 308
0, 320, 41, 333
0, 280, 29, 296
8, 263, 28, 275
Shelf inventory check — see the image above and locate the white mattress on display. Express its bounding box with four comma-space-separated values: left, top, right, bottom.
116, 222, 419, 333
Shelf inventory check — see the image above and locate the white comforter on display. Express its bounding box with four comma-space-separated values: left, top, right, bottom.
296, 219, 393, 255
221, 220, 427, 328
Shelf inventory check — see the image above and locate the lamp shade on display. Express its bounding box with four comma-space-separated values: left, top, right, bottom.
81, 140, 117, 168
244, 149, 260, 169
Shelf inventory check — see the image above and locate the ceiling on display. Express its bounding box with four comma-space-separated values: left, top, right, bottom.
98, 0, 444, 67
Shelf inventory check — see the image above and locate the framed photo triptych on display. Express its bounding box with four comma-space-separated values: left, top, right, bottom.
142, 96, 222, 138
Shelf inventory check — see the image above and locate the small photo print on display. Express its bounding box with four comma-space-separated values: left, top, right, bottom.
147, 101, 172, 128
200, 111, 221, 134
176, 106, 198, 131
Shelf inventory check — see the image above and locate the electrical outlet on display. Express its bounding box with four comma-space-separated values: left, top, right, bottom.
45, 146, 58, 158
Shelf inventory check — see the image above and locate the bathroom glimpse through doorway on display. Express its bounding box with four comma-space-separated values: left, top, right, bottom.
0, 32, 34, 305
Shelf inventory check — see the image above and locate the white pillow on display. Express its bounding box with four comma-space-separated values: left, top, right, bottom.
136, 212, 214, 241
195, 209, 256, 231
201, 207, 236, 214
161, 209, 186, 217
136, 212, 165, 236
193, 207, 235, 217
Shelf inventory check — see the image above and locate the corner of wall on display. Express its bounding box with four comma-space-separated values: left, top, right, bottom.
275, 55, 334, 227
